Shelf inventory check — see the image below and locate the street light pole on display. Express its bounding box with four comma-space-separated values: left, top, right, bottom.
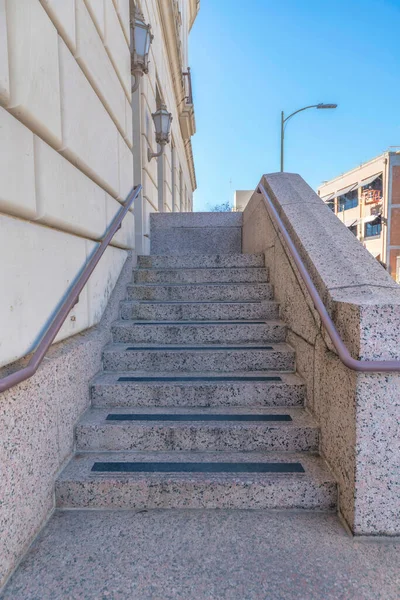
280, 111, 285, 173
280, 103, 337, 172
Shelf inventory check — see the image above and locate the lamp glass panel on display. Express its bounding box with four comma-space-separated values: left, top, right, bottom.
134, 24, 147, 58
161, 112, 171, 135
144, 29, 152, 54
153, 112, 162, 135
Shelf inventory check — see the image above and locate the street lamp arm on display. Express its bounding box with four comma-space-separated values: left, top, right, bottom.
283, 105, 319, 124
280, 102, 337, 172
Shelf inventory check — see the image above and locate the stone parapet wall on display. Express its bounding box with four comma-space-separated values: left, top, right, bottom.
150, 212, 242, 255
0, 252, 135, 589
242, 172, 400, 535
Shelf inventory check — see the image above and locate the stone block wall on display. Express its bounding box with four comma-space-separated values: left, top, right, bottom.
0, 0, 134, 368
243, 173, 400, 536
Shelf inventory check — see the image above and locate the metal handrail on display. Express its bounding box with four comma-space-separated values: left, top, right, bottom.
0, 184, 142, 393
258, 182, 400, 372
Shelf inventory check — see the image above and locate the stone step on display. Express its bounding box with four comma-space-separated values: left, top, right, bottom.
126, 283, 273, 302
75, 407, 318, 453
120, 300, 279, 321
111, 320, 287, 344
90, 371, 305, 408
55, 451, 337, 511
102, 343, 295, 373
133, 267, 268, 285
137, 254, 265, 269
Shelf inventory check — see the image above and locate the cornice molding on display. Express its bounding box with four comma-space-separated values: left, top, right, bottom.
189, 0, 200, 30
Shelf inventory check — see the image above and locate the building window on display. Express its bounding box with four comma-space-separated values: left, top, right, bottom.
337, 190, 358, 211
364, 222, 382, 237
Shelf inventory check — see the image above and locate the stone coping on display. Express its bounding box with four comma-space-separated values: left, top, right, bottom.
150, 212, 242, 228
261, 173, 400, 360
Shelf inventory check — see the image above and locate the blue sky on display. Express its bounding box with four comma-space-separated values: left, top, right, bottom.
189, 0, 400, 211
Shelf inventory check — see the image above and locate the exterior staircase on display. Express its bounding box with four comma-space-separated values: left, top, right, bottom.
56, 250, 337, 511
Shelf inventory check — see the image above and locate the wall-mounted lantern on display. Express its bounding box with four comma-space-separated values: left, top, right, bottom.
131, 6, 153, 93
148, 104, 173, 161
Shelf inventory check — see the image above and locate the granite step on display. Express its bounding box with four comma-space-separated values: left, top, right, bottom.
55, 451, 337, 511
111, 320, 287, 344
75, 407, 318, 453
126, 282, 273, 302
120, 300, 279, 321
90, 371, 306, 408
137, 253, 265, 269
102, 343, 295, 372
133, 267, 268, 284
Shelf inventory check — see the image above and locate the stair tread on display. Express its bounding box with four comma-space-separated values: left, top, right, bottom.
104, 342, 293, 350
136, 266, 266, 271
92, 370, 304, 385
137, 254, 265, 270
112, 319, 285, 326
128, 282, 271, 287
78, 406, 316, 427
57, 451, 335, 483
121, 300, 276, 305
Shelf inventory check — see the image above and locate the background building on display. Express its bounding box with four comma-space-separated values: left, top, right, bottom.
233, 190, 252, 212
0, 0, 198, 369
318, 150, 400, 281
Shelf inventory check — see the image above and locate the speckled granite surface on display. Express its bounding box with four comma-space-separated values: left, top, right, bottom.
102, 343, 295, 372
126, 282, 274, 302
243, 174, 400, 535
55, 451, 337, 510
138, 253, 265, 269
76, 407, 319, 452
2, 510, 399, 600
90, 371, 306, 408
75, 406, 319, 452
111, 320, 287, 344
120, 299, 280, 321
133, 266, 269, 284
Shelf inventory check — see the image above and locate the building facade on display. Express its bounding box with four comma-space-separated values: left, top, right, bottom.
133, 0, 198, 254
0, 0, 198, 369
233, 190, 252, 212
318, 150, 400, 281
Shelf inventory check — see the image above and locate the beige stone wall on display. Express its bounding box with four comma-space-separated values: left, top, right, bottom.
0, 0, 134, 368
0, 0, 198, 365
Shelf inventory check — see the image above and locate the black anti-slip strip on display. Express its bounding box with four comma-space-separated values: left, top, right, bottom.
117, 376, 282, 382
91, 462, 305, 474
137, 301, 261, 304
125, 346, 273, 351
132, 321, 267, 325
106, 414, 292, 422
